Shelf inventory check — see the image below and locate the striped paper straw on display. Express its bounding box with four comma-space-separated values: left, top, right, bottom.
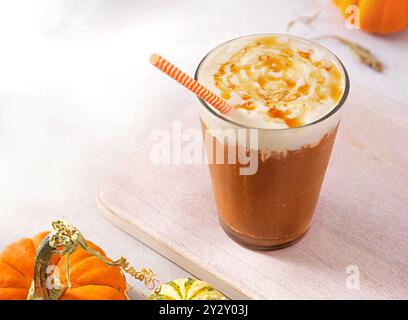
150, 53, 232, 114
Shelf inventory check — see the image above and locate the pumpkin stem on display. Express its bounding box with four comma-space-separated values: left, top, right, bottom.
27, 235, 67, 300
27, 219, 160, 300
65, 253, 72, 289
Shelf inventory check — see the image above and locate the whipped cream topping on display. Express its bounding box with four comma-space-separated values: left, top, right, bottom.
197, 35, 345, 129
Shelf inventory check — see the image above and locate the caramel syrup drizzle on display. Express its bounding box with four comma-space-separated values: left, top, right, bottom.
213, 36, 343, 128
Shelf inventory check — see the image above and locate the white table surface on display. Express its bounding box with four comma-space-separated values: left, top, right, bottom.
1, 0, 407, 299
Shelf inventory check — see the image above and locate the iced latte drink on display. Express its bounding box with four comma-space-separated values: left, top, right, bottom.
195, 34, 349, 250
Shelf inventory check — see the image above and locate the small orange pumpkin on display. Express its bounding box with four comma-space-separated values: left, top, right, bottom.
0, 222, 129, 300
333, 0, 408, 34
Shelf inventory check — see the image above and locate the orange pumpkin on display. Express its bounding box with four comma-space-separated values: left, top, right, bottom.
0, 228, 128, 300
333, 0, 408, 34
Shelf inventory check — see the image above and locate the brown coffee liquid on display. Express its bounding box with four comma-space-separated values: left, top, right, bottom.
203, 122, 338, 250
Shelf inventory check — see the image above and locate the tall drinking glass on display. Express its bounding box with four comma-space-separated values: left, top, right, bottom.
195, 34, 349, 250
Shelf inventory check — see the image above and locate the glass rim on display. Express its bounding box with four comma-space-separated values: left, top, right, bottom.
194, 33, 350, 131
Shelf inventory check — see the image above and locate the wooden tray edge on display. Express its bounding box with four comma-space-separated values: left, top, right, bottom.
96, 192, 250, 300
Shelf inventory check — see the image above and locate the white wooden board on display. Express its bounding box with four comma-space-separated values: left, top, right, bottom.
97, 86, 408, 299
